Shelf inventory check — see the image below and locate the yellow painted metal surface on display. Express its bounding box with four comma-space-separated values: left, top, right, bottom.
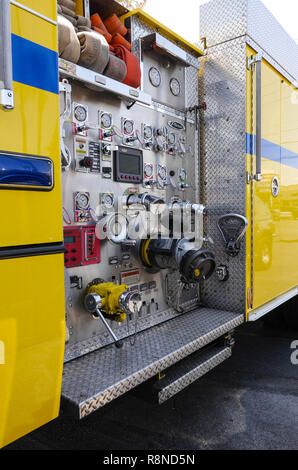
120, 9, 203, 57
0, 254, 65, 448
74, 0, 85, 17
15, 0, 57, 21
0, 4, 63, 247
246, 45, 298, 316
11, 4, 58, 50
0, 1, 65, 448
280, 80, 298, 293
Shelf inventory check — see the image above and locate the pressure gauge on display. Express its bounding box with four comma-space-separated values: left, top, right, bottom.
149, 67, 161, 87
143, 125, 153, 140
74, 104, 87, 122
144, 164, 153, 179
101, 192, 114, 209
75, 192, 90, 210
158, 166, 167, 179
168, 132, 176, 145
170, 78, 181, 96
101, 113, 112, 129
123, 119, 134, 135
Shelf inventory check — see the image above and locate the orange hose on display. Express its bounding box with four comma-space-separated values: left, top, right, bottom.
110, 33, 131, 51
103, 14, 127, 37
91, 13, 105, 29
92, 25, 112, 44
91, 13, 112, 43
113, 44, 141, 89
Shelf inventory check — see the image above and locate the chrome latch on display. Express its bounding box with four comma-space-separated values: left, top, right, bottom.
0, 89, 14, 110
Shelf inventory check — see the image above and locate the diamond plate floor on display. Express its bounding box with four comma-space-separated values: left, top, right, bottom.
62, 307, 243, 418
154, 345, 232, 404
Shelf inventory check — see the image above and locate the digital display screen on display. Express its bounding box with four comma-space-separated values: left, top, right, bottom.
64, 236, 75, 244
119, 153, 140, 175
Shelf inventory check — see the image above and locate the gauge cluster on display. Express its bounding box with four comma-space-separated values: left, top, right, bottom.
59, 13, 199, 363
68, 110, 193, 192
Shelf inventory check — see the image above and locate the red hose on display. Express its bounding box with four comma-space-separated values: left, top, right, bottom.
110, 33, 131, 51
113, 44, 141, 89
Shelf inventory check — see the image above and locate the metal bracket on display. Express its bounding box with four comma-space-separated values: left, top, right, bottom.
0, 1, 14, 110
247, 171, 262, 184
0, 89, 14, 110
59, 80, 72, 169
247, 53, 263, 70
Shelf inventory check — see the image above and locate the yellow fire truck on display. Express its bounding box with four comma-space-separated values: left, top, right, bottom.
0, 0, 298, 448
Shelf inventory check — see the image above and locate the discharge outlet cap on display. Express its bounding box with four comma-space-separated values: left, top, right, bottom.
119, 291, 142, 314
180, 249, 216, 283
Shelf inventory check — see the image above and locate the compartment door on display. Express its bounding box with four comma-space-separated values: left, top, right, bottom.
0, 1, 65, 448
0, 253, 65, 448
253, 60, 281, 308
0, 0, 63, 247
280, 81, 298, 292
247, 49, 281, 310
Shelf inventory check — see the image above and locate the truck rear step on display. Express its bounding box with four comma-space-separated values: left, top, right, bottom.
153, 345, 232, 404
61, 308, 243, 418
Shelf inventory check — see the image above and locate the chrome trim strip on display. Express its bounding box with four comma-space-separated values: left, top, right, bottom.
10, 1, 57, 26
249, 287, 298, 321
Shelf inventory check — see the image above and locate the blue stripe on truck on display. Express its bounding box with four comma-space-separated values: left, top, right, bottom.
11, 34, 59, 95
246, 133, 298, 170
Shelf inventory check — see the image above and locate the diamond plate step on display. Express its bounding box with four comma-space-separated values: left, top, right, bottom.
154, 345, 232, 404
61, 308, 243, 418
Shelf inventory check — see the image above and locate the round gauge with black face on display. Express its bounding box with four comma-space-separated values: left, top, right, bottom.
123, 119, 134, 135
75, 192, 89, 210
101, 113, 112, 129
149, 67, 161, 87
170, 78, 181, 96
144, 164, 153, 178
74, 105, 87, 122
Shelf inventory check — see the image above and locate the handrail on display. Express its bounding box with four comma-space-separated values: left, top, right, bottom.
255, 55, 262, 181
